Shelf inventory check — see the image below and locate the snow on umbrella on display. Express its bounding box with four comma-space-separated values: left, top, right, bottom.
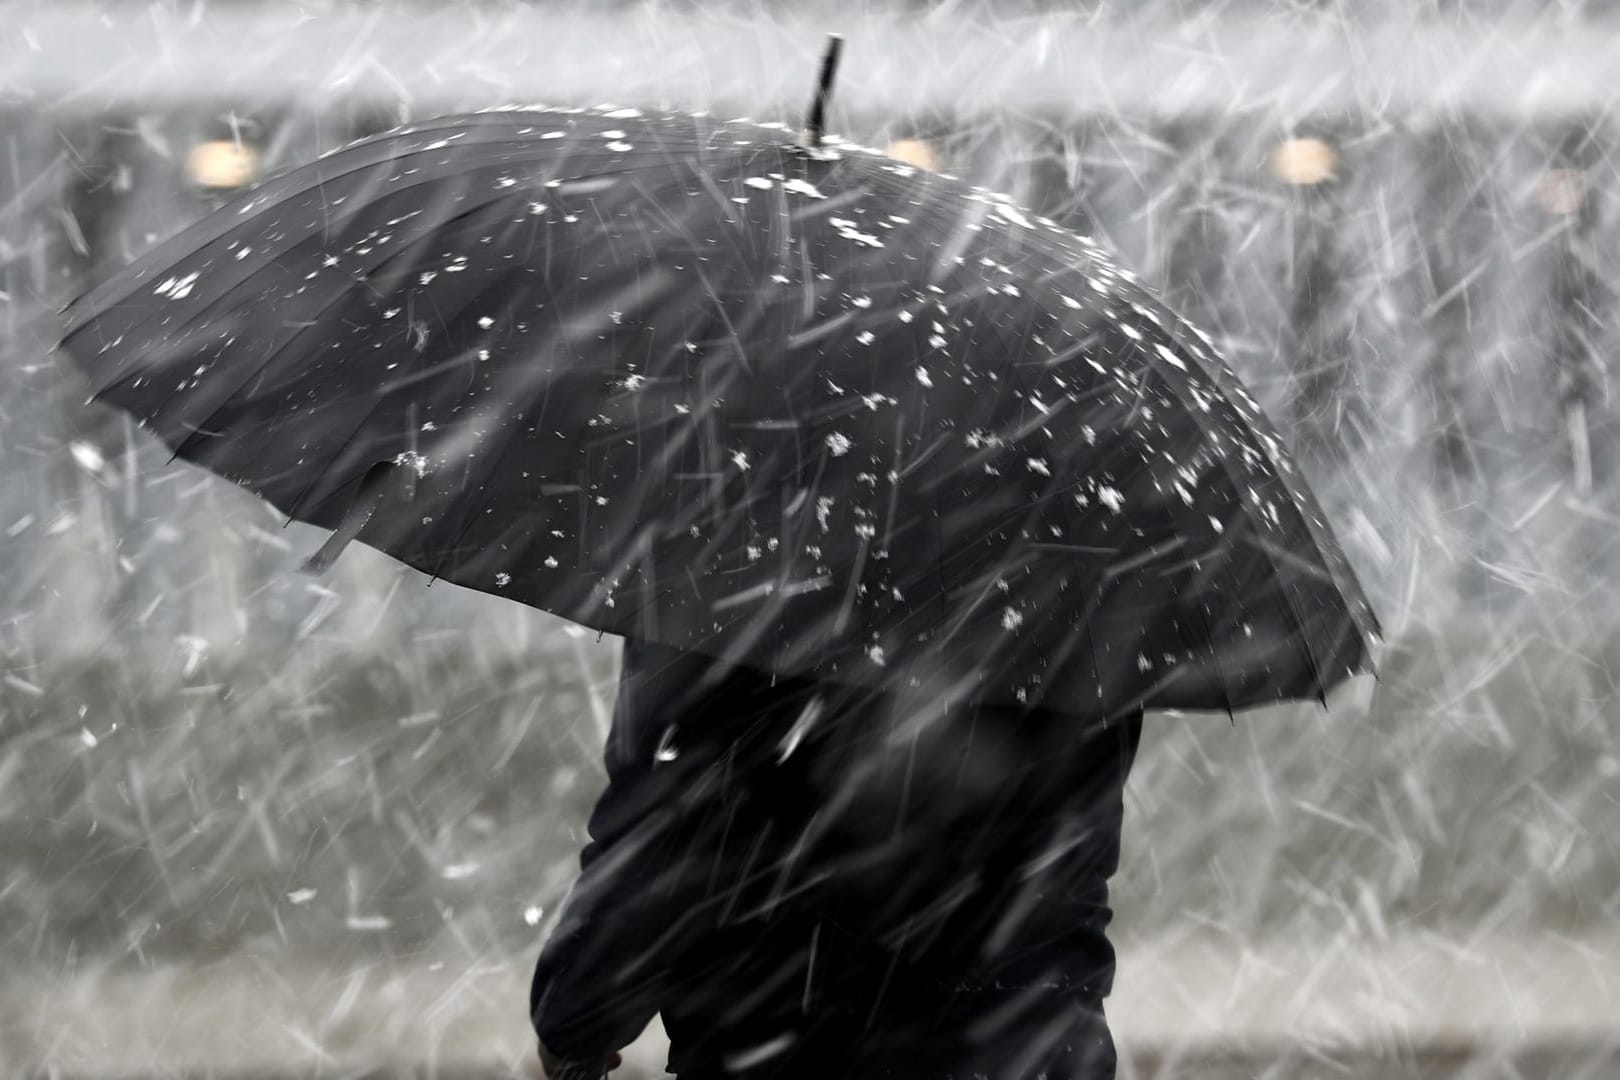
56, 58, 1378, 722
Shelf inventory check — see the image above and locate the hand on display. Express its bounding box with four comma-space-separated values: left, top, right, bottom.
538, 1038, 622, 1080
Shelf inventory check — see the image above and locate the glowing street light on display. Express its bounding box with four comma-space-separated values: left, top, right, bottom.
1269, 137, 1338, 186
186, 139, 261, 190
885, 138, 941, 172
1536, 168, 1589, 215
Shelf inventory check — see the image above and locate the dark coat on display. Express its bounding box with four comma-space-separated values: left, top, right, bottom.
532, 638, 1143, 1080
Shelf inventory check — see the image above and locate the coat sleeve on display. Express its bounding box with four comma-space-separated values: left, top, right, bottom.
1005, 712, 1145, 1002
530, 650, 718, 1061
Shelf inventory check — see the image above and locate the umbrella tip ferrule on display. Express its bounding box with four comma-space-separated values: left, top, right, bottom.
800, 33, 845, 150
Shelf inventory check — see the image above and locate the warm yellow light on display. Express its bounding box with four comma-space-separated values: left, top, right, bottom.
187, 140, 261, 189
885, 138, 941, 173
1536, 168, 1588, 215
1269, 138, 1338, 186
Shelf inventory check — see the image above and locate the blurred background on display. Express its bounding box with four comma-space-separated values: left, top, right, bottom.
3, 1, 1620, 1077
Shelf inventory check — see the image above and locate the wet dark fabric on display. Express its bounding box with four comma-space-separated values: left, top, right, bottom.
532, 638, 1143, 1080
62, 104, 1379, 723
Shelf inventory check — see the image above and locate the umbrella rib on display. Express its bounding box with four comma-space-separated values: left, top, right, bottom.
64, 138, 466, 323
629, 178, 753, 374
68, 121, 755, 347
1131, 333, 1335, 700
76, 122, 784, 519
999, 348, 1113, 722
57, 114, 636, 319
896, 165, 1352, 701
1148, 304, 1376, 646
156, 195, 531, 472
175, 213, 696, 493
960, 287, 1253, 715
1191, 474, 1328, 704
70, 150, 699, 357
80, 177, 516, 416
1212, 489, 1335, 703
282, 262, 549, 525
1175, 564, 1240, 720
409, 267, 747, 592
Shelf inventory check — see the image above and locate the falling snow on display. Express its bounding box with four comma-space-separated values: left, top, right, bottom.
17, 12, 1598, 1080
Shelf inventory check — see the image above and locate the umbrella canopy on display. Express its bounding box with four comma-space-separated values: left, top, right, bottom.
58, 102, 1380, 720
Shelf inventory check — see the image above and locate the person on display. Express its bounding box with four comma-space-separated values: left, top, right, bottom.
531, 636, 1144, 1080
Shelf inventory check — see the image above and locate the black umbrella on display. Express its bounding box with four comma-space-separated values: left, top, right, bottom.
57, 51, 1379, 721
